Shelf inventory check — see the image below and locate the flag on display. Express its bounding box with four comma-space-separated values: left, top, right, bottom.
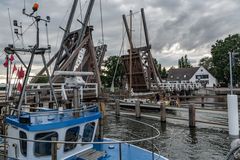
3, 58, 8, 67
9, 54, 14, 62
12, 64, 17, 74
17, 69, 20, 78
18, 66, 25, 79
17, 82, 22, 92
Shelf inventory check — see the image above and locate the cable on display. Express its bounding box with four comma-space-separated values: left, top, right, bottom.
110, 25, 127, 91
7, 8, 15, 47
99, 0, 104, 44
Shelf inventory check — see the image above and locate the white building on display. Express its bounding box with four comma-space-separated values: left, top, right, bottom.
167, 66, 217, 88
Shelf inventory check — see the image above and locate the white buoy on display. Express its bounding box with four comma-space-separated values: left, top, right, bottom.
227, 94, 239, 137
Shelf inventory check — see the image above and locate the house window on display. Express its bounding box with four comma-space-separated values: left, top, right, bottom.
34, 132, 58, 157
82, 122, 95, 142
19, 131, 27, 157
64, 126, 80, 152
202, 75, 209, 79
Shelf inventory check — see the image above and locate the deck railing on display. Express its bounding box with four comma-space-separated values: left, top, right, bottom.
0, 114, 163, 160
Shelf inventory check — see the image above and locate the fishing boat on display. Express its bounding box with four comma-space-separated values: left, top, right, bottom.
1, 0, 168, 160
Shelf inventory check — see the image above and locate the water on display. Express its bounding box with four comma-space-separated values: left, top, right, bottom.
103, 98, 232, 160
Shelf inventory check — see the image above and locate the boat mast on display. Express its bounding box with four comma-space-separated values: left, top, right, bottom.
141, 8, 161, 85
122, 11, 134, 95
4, 3, 58, 116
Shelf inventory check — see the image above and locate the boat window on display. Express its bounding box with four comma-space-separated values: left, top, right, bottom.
82, 122, 95, 142
34, 132, 58, 157
19, 131, 27, 157
64, 126, 80, 152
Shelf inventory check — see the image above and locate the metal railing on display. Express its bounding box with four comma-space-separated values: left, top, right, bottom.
0, 114, 163, 160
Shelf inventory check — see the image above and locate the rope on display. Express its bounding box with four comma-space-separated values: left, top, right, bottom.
54, 4, 71, 49
0, 114, 160, 145
7, 8, 15, 47
99, 0, 104, 43
110, 24, 126, 91
79, 0, 83, 21
45, 22, 51, 72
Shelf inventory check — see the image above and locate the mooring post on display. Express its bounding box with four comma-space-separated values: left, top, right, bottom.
115, 99, 120, 116
51, 137, 57, 160
98, 101, 105, 139
160, 103, 166, 122
201, 96, 204, 107
135, 100, 141, 118
49, 101, 54, 109
227, 94, 239, 137
189, 104, 196, 127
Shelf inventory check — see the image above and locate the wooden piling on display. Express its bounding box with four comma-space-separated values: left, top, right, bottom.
98, 101, 105, 139
135, 100, 141, 118
189, 104, 196, 127
115, 99, 120, 116
49, 102, 54, 109
201, 97, 204, 107
65, 101, 72, 109
160, 103, 166, 122
51, 137, 57, 160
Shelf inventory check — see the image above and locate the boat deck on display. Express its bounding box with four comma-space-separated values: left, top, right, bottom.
92, 138, 167, 160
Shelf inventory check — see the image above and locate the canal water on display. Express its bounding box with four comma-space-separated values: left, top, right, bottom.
104, 91, 233, 160
102, 113, 230, 160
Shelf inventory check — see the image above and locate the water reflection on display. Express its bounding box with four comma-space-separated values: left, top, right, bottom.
189, 128, 198, 144
102, 114, 231, 160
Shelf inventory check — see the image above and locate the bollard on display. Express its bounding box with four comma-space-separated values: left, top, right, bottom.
160, 103, 166, 122
189, 104, 196, 127
135, 100, 141, 118
227, 95, 239, 137
115, 99, 120, 116
51, 137, 57, 160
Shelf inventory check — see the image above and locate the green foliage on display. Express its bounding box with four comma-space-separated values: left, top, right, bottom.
161, 67, 167, 79
198, 57, 214, 72
33, 75, 49, 83
153, 58, 168, 79
101, 56, 124, 88
178, 55, 192, 68
210, 34, 240, 85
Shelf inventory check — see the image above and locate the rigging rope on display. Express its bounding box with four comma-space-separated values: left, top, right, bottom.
45, 22, 51, 72
110, 24, 127, 92
54, 4, 71, 49
7, 8, 15, 47
79, 0, 83, 21
99, 0, 104, 44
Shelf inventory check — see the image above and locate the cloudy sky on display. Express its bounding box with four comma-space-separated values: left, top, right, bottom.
0, 0, 240, 82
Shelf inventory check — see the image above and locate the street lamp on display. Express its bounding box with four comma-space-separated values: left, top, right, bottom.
227, 51, 239, 137
229, 52, 233, 95
229, 52, 237, 95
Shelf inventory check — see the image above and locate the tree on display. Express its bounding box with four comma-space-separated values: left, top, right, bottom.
33, 74, 48, 83
198, 56, 213, 72
211, 34, 240, 85
161, 67, 167, 79
101, 56, 123, 88
178, 54, 192, 68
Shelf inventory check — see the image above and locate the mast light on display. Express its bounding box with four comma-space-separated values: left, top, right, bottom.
32, 3, 39, 12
